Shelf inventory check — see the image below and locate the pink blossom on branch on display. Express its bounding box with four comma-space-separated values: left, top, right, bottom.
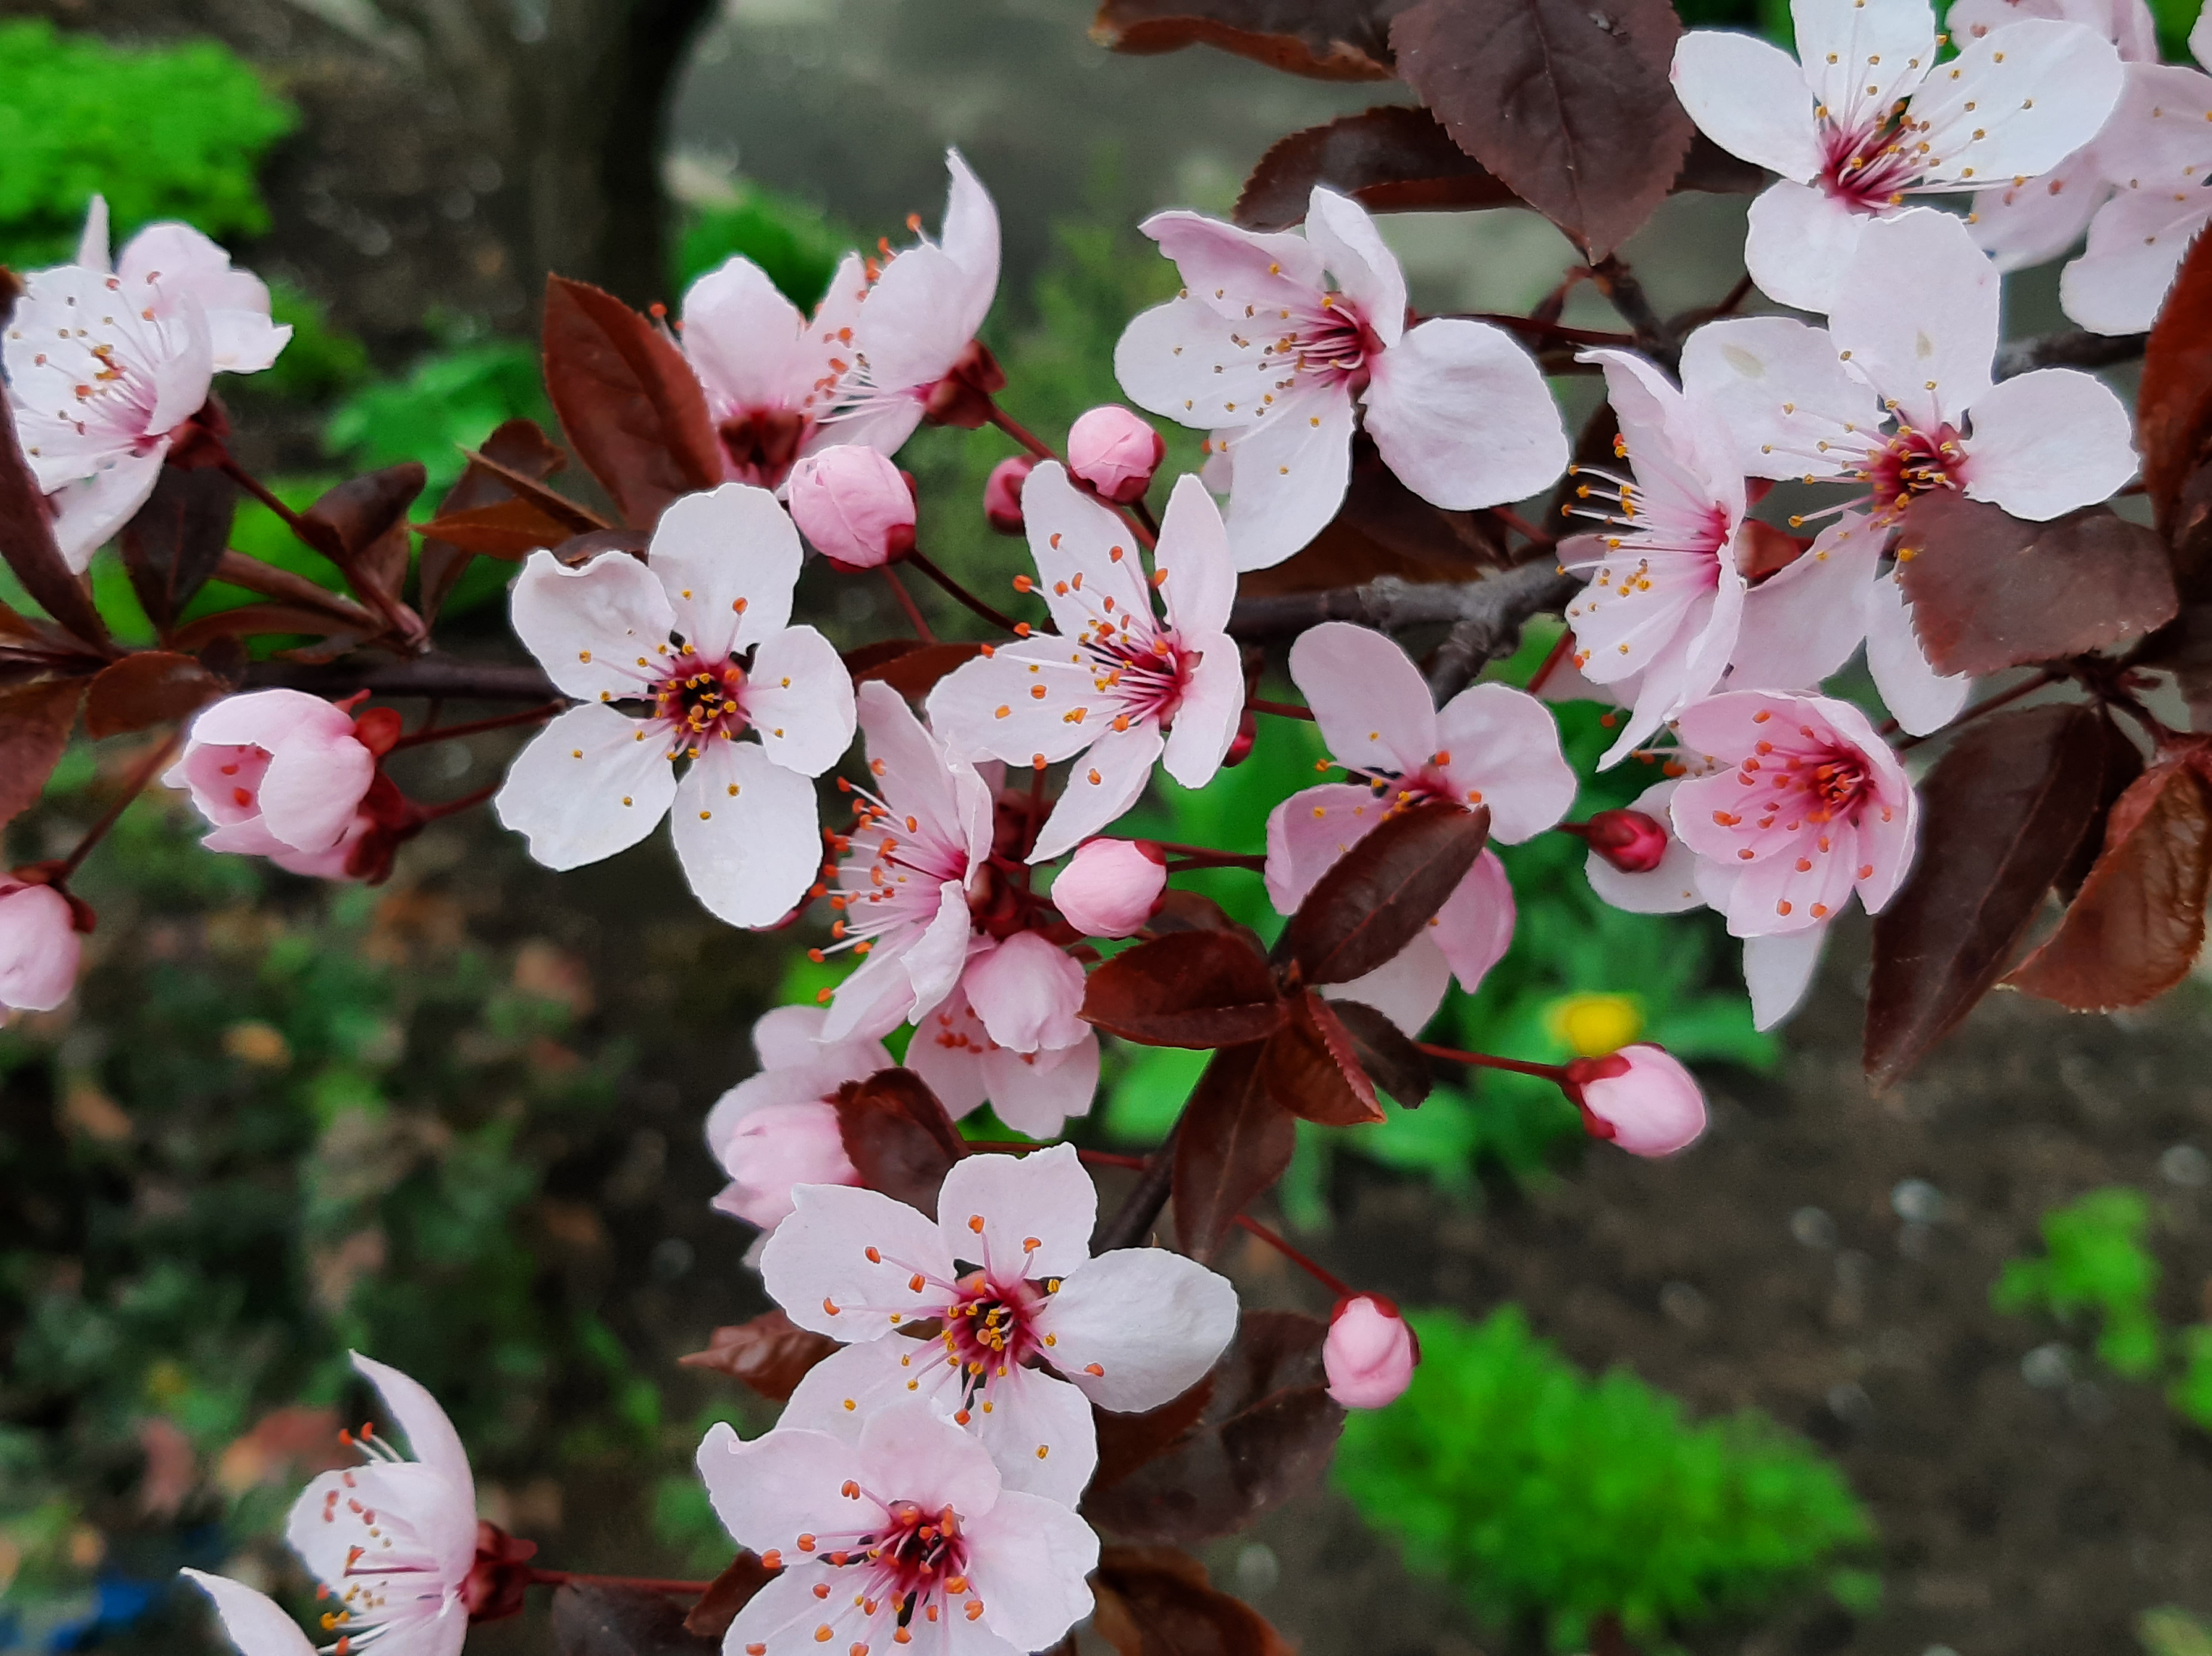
1066, 404, 1166, 503
983, 454, 1034, 534
1324, 1296, 1417, 1409
929, 464, 1244, 862
786, 445, 917, 569
706, 1005, 884, 1232
1113, 186, 1567, 569
4, 197, 291, 569
1567, 1044, 1709, 1156
494, 483, 855, 929
1670, 0, 2122, 313
696, 1403, 1098, 1656
1050, 837, 1167, 938
0, 880, 81, 1018
908, 934, 1101, 1139
167, 689, 385, 861
764, 1144, 1238, 1505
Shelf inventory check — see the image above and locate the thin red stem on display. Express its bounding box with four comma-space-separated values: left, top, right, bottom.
59, 733, 180, 878
881, 564, 936, 642
1127, 497, 1161, 539
904, 549, 1020, 634
390, 701, 565, 750
1456, 312, 1636, 348
527, 1570, 712, 1595
1232, 1214, 1353, 1299
414, 782, 500, 822
1492, 505, 1558, 552
1417, 1041, 1569, 1085
1524, 628, 1574, 697
1247, 696, 1315, 722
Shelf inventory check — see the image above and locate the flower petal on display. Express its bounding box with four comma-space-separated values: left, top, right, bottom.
1215, 388, 1356, 571
1585, 780, 1707, 913
962, 1491, 1099, 1654
1431, 847, 1517, 993
745, 624, 857, 776
351, 1351, 474, 1505
1113, 296, 1272, 431
1363, 318, 1568, 510
1831, 208, 1997, 431
1862, 568, 1972, 736
1727, 514, 1881, 689
494, 704, 675, 870
781, 1337, 954, 1440
1162, 643, 1244, 790
179, 1572, 317, 1656
2062, 183, 2212, 335
1305, 188, 1406, 346
962, 932, 1088, 1053
980, 1030, 1100, 1138
936, 1141, 1097, 1279
258, 726, 374, 854
1321, 930, 1452, 1035
1023, 461, 1157, 637
1265, 782, 1391, 913
762, 1182, 959, 1336
1027, 718, 1165, 863
649, 482, 801, 659
1742, 179, 1870, 315
1671, 29, 1823, 180
1137, 209, 1327, 311
1791, 0, 1937, 127
970, 1366, 1099, 1505
1911, 19, 2123, 190
671, 739, 823, 927
45, 447, 167, 573
1156, 472, 1236, 643
1288, 621, 1439, 779
1743, 922, 1829, 1028
681, 256, 814, 413
1678, 315, 1879, 480
696, 1420, 863, 1552
1960, 366, 2138, 520
1434, 681, 1576, 843
510, 548, 674, 701
1035, 1245, 1240, 1412
1969, 156, 2110, 273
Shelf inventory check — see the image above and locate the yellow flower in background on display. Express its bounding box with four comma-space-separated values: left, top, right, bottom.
1546, 993, 1643, 1058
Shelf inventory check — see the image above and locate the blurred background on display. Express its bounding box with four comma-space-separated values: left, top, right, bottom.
2, 1, 2211, 1653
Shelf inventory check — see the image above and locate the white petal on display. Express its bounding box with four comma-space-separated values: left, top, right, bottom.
649, 482, 801, 659
1023, 461, 1156, 638
510, 548, 674, 701
859, 244, 976, 392
1727, 514, 1881, 688
494, 704, 674, 869
45, 447, 166, 572
681, 256, 814, 412
937, 1141, 1096, 1278
1430, 847, 1518, 994
351, 1351, 474, 1504
671, 740, 823, 927
1113, 296, 1273, 431
781, 1338, 954, 1440
1679, 314, 1879, 479
1671, 30, 1823, 181
1433, 681, 1576, 843
745, 625, 856, 776
961, 1490, 1099, 1653
1038, 1246, 1240, 1412
1742, 180, 1870, 315
980, 1030, 1100, 1138
2061, 185, 2212, 334
762, 1182, 958, 1335
971, 1367, 1099, 1505
1027, 719, 1165, 863
179, 1572, 317, 1656
1216, 388, 1356, 571
695, 1419, 862, 1550
1863, 570, 1972, 735
1911, 20, 2123, 190
939, 149, 1003, 341
1305, 188, 1407, 346
1161, 644, 1244, 790
1831, 208, 1997, 430
1960, 367, 2138, 519
1586, 780, 1707, 914
1744, 922, 1829, 1028
1322, 930, 1452, 1035
1969, 157, 2110, 273
1156, 472, 1236, 642
76, 196, 111, 271
1288, 621, 1439, 778
1791, 0, 1938, 127
1363, 319, 1568, 510
1138, 207, 1327, 308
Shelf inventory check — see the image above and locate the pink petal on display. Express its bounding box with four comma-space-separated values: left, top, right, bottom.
1678, 314, 1880, 482
1214, 387, 1356, 570
1265, 782, 1391, 913
960, 1491, 1099, 1653
1742, 180, 1870, 315
1288, 622, 1439, 779
650, 483, 801, 659
1913, 20, 2123, 190
1027, 719, 1165, 863
1137, 209, 1327, 314
680, 256, 815, 413
1795, 0, 1937, 125
1831, 209, 1997, 431
1434, 682, 1576, 843
962, 933, 1088, 1055
1969, 155, 2111, 273
695, 1419, 866, 1550
1743, 922, 1829, 1028
1862, 571, 1972, 738
1727, 514, 1881, 690
1033, 1245, 1238, 1411
0, 884, 80, 1012
1960, 366, 2138, 520
746, 624, 857, 777
979, 1032, 1099, 1139
257, 725, 375, 854
762, 1182, 957, 1335
1670, 29, 1823, 180
1363, 319, 1568, 511
1304, 187, 1406, 346
936, 1142, 1098, 1278
350, 1352, 474, 1509
510, 548, 676, 701
179, 1571, 317, 1656
1585, 780, 1706, 914
1156, 473, 1236, 643
46, 447, 167, 572
671, 739, 823, 928
966, 1366, 1098, 1505
1431, 847, 1517, 992
2062, 184, 2212, 334
493, 704, 675, 870
1022, 461, 1155, 636
1161, 644, 1244, 790
1113, 296, 1272, 431
854, 1402, 1006, 1519
1324, 931, 1453, 1035
937, 150, 1003, 340
190, 687, 355, 751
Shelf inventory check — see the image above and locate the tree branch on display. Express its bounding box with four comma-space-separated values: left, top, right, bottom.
1994, 329, 2146, 380
244, 654, 560, 700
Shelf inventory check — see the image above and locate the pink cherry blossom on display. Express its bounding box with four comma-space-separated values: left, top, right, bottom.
1669, 690, 1917, 942
1580, 779, 1706, 916
1671, 0, 2122, 312
707, 1005, 886, 1231
983, 455, 1033, 534
819, 683, 993, 1044
0, 881, 81, 1017
1682, 209, 2137, 529
1050, 838, 1166, 937
764, 1144, 1238, 1505
928, 464, 1244, 862
905, 932, 1099, 1139
167, 689, 382, 859
179, 1569, 316, 1656
787, 445, 917, 570
1559, 348, 1749, 765
495, 484, 855, 929
1949, 0, 2160, 272
1067, 405, 1166, 503
1324, 1296, 1417, 1409
3, 198, 290, 570
1570, 1043, 1708, 1156
696, 1402, 1098, 1656
1113, 187, 1567, 568
283, 1353, 480, 1656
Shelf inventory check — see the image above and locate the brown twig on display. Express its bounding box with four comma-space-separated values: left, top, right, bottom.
389, 701, 566, 750
59, 734, 181, 878
881, 564, 935, 642
903, 549, 1021, 634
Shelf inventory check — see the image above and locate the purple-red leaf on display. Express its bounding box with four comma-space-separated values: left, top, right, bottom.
0, 404, 109, 653
2139, 228, 2212, 541
834, 1067, 969, 1218
543, 275, 723, 531
1261, 993, 1386, 1126
0, 676, 87, 828
1391, 0, 1695, 259
1082, 930, 1286, 1048
83, 651, 225, 740
551, 1583, 717, 1656
1091, 0, 1408, 79
120, 465, 238, 633
1238, 437, 1506, 597
415, 497, 581, 561
1864, 703, 2118, 1086
420, 418, 581, 624
1171, 1045, 1297, 1264
1320, 995, 1431, 1105
1092, 1545, 1295, 1656
2006, 755, 2212, 1011
1896, 495, 2177, 676
1092, 1377, 1220, 1492
677, 1309, 840, 1403
843, 640, 991, 699
1279, 797, 1488, 985
1080, 1310, 1343, 1543
306, 463, 427, 608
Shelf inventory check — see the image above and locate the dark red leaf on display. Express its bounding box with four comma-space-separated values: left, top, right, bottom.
169, 604, 360, 652
834, 1067, 969, 1218
1391, 0, 1695, 259
119, 466, 238, 633
683, 1554, 778, 1640
0, 676, 88, 828
1171, 1045, 1297, 1263
306, 464, 427, 607
677, 1309, 840, 1402
551, 1583, 717, 1656
551, 527, 655, 565
83, 652, 225, 740
1864, 703, 2117, 1086
1279, 797, 1488, 985
2006, 757, 2212, 1011
845, 640, 990, 699
0, 390, 108, 653
1319, 995, 1431, 1105
2168, 458, 2212, 601
1144, 890, 1256, 941
543, 275, 722, 530
1091, 0, 1407, 79
1081, 931, 1286, 1048
1081, 1310, 1343, 1543
2139, 228, 2212, 539
1092, 1545, 1295, 1656
415, 496, 580, 560
2056, 714, 2147, 901
1238, 437, 1505, 597
1261, 994, 1386, 1125
1092, 1377, 1220, 1491
420, 419, 578, 624
1896, 495, 2177, 675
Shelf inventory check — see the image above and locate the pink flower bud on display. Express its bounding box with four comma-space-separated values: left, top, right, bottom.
1067, 406, 1165, 504
714, 1100, 860, 1231
1051, 839, 1166, 938
1324, 1295, 1417, 1409
167, 689, 380, 859
1580, 809, 1671, 874
0, 881, 82, 1015
984, 455, 1035, 535
1568, 1043, 1707, 1157
787, 446, 917, 570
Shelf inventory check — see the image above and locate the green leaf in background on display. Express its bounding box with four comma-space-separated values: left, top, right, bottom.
326, 336, 556, 495
1993, 1186, 2164, 1379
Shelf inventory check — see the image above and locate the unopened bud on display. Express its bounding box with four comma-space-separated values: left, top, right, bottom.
984, 455, 1035, 535
0, 879, 82, 1014
1051, 839, 1166, 938
1578, 809, 1669, 873
787, 447, 918, 570
1565, 1043, 1706, 1157
352, 706, 405, 758
1324, 1295, 1417, 1409
1067, 406, 1165, 504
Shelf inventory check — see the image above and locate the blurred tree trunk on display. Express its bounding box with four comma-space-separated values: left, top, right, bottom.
5, 0, 712, 343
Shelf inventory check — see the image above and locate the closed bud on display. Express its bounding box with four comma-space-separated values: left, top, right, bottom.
787, 446, 918, 570
1575, 809, 1670, 873
1051, 838, 1166, 938
0, 879, 82, 1015
1066, 405, 1165, 504
984, 454, 1035, 535
1324, 1295, 1417, 1409
1566, 1043, 1706, 1157
713, 1100, 860, 1230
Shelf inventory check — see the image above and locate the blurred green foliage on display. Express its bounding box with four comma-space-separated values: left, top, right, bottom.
325, 332, 556, 496
0, 22, 295, 270
1993, 1187, 2163, 1379
674, 181, 851, 310
1337, 1307, 1874, 1652
257, 283, 371, 403
2144, 1604, 2212, 1656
